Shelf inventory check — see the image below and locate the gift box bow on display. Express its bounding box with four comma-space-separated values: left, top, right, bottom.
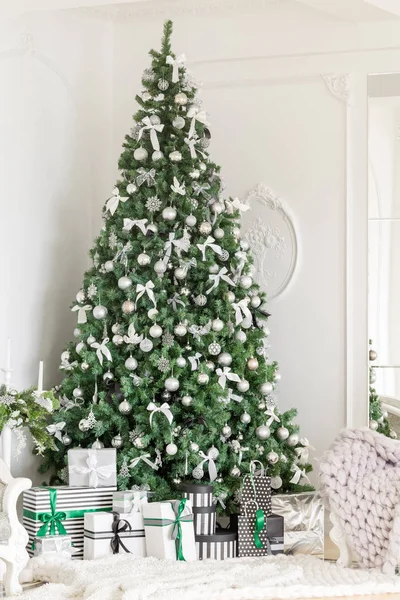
69, 449, 115, 488
110, 513, 132, 554
143, 498, 193, 561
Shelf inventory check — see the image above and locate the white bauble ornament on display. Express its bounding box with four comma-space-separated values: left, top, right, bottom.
140, 338, 153, 352
149, 114, 160, 125
111, 434, 123, 449
181, 395, 193, 407
126, 183, 137, 194
190, 442, 199, 452
81, 362, 89, 371
158, 78, 169, 91
162, 206, 177, 221
103, 371, 114, 381
199, 162, 207, 171
276, 427, 289, 441
169, 151, 182, 162
197, 373, 209, 385
211, 202, 224, 215
176, 357, 187, 368
148, 308, 159, 320
208, 446, 219, 460
154, 260, 167, 275
174, 268, 186, 280
227, 291, 235, 302
122, 300, 135, 315
271, 476, 282, 490
173, 116, 185, 129
186, 215, 197, 227
369, 419, 379, 431
93, 305, 108, 320
92, 438, 104, 449
273, 372, 282, 382
112, 334, 124, 346
237, 379, 250, 393
230, 466, 241, 477
79, 419, 90, 432
212, 318, 224, 332
222, 424, 232, 437
192, 466, 204, 479
148, 223, 158, 235
208, 343, 221, 357
251, 296, 261, 308
73, 328, 80, 338
260, 382, 273, 395
138, 252, 151, 266
369, 349, 378, 361
206, 361, 215, 371
118, 276, 132, 291
175, 92, 188, 105
61, 351, 70, 362
174, 323, 187, 337
73, 387, 84, 398
241, 317, 252, 329
235, 330, 247, 343
287, 433, 299, 447
87, 335, 96, 345
267, 451, 279, 464
142, 92, 151, 101
76, 290, 85, 303
209, 264, 219, 274
149, 324, 163, 338
256, 425, 271, 440
76, 343, 86, 354
218, 352, 232, 367
165, 377, 179, 391
240, 412, 251, 424
119, 400, 132, 415
240, 275, 253, 289
112, 324, 120, 334
241, 240, 250, 251
247, 357, 259, 370
125, 357, 138, 371
166, 443, 178, 456
199, 222, 212, 235
264, 326, 271, 337
134, 147, 148, 161
258, 401, 266, 410
213, 228, 224, 240
382, 410, 389, 419
62, 434, 72, 446
194, 294, 207, 306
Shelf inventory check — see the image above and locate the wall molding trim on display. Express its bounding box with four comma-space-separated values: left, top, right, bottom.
321, 73, 352, 105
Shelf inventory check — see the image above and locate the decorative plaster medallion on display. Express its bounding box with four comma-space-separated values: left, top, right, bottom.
321, 73, 351, 105
240, 183, 299, 298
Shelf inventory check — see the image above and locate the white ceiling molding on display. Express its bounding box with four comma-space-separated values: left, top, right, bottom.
295, 0, 399, 21
364, 0, 400, 17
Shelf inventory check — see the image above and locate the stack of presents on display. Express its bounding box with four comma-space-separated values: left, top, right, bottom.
23, 449, 324, 561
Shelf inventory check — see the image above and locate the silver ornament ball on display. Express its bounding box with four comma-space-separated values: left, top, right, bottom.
111, 323, 120, 334
73, 328, 81, 338
222, 424, 232, 437
270, 476, 283, 490
267, 451, 279, 464
174, 92, 188, 105
162, 206, 177, 221
240, 275, 253, 289
208, 446, 219, 460
111, 434, 124, 449
174, 323, 187, 337
240, 412, 251, 424
149, 114, 160, 125
206, 361, 215, 371
134, 147, 148, 161
138, 253, 151, 266
212, 319, 224, 332
199, 222, 212, 235
274, 372, 282, 382
62, 434, 72, 446
287, 433, 299, 447
251, 296, 261, 308
197, 373, 209, 385
93, 305, 108, 320
173, 116, 185, 129
369, 419, 379, 431
227, 291, 236, 302
76, 289, 85, 303
140, 338, 153, 352
247, 357, 259, 371
87, 335, 96, 345
122, 300, 135, 315
369, 349, 378, 361
241, 317, 253, 329
209, 264, 219, 274
126, 183, 137, 194
192, 466, 204, 479
149, 324, 163, 338
237, 379, 250, 393
169, 151, 182, 163
148, 308, 159, 320
276, 427, 289, 441
118, 276, 132, 291
119, 400, 132, 415
186, 215, 197, 227
174, 268, 187, 280
154, 260, 167, 275
166, 443, 178, 456
218, 352, 232, 367
103, 371, 114, 381
213, 228, 224, 239
73, 387, 84, 398
260, 382, 273, 395
81, 362, 89, 371
190, 442, 199, 452
194, 294, 207, 306
211, 201, 224, 215
235, 330, 247, 343
165, 377, 180, 392
181, 395, 193, 407
125, 357, 138, 371
230, 466, 241, 477
78, 419, 90, 432
92, 438, 104, 449
241, 240, 250, 252
256, 425, 271, 440
158, 78, 169, 91
112, 334, 124, 346
176, 357, 187, 368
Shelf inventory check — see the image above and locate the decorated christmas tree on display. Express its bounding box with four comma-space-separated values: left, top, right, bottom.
43, 21, 313, 512
368, 342, 394, 438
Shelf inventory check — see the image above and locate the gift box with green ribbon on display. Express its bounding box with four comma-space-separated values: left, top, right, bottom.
23, 485, 116, 559
143, 498, 197, 561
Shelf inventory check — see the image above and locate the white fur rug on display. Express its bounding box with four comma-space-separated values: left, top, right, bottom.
22, 554, 400, 600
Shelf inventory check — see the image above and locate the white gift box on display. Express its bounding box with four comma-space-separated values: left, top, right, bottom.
68, 448, 117, 488
33, 535, 73, 558
112, 490, 153, 514
84, 511, 146, 560
143, 499, 197, 561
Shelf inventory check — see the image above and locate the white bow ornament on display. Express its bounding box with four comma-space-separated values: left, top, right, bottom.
129, 453, 159, 471
192, 181, 211, 200
187, 105, 209, 139
167, 294, 185, 311
163, 232, 190, 265
195, 450, 218, 482
188, 353, 202, 371
290, 463, 311, 485
207, 267, 236, 294
136, 281, 157, 307
171, 177, 186, 196
232, 298, 252, 326
123, 218, 148, 235
124, 323, 143, 345
166, 54, 186, 83
216, 367, 241, 389
197, 236, 222, 261
136, 168, 156, 187
106, 188, 129, 216
46, 422, 66, 442
91, 338, 112, 366
295, 438, 315, 464
265, 406, 280, 427
138, 116, 164, 151
225, 197, 250, 215
69, 449, 115, 488
147, 402, 173, 427
71, 304, 92, 325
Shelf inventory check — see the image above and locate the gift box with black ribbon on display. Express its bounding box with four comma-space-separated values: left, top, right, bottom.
68, 448, 117, 488
239, 461, 272, 518
23, 486, 116, 559
84, 511, 146, 559
180, 483, 216, 535
143, 498, 197, 561
195, 529, 237, 560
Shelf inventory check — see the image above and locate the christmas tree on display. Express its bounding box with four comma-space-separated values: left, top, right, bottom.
43, 21, 313, 512
369, 342, 394, 438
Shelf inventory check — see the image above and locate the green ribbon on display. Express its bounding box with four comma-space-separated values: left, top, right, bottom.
253, 508, 265, 549
143, 498, 193, 561
31, 488, 68, 537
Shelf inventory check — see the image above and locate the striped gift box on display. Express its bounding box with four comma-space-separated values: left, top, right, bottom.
195, 530, 237, 560
23, 486, 116, 560
180, 483, 216, 535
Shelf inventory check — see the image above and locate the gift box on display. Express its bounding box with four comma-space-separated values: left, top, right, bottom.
112, 488, 153, 514
271, 492, 324, 557
231, 512, 283, 557
143, 498, 197, 561
23, 486, 116, 559
84, 511, 146, 559
195, 530, 237, 560
237, 502, 272, 558
239, 463, 272, 518
180, 483, 216, 535
33, 535, 73, 558
68, 448, 117, 488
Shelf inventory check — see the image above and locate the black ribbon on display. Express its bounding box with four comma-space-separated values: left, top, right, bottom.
182, 416, 207, 430
106, 381, 124, 405
110, 512, 132, 555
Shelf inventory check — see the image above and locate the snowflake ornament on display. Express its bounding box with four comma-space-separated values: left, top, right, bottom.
0, 393, 15, 407
146, 196, 162, 213
87, 408, 97, 429
142, 68, 155, 82
87, 284, 98, 300
157, 357, 170, 373
109, 232, 118, 249
129, 427, 142, 443
93, 253, 100, 268
162, 332, 174, 348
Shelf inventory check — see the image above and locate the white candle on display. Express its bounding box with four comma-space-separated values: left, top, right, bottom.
37, 360, 44, 393
6, 338, 11, 371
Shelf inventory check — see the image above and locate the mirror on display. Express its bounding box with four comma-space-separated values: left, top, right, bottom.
368, 73, 400, 434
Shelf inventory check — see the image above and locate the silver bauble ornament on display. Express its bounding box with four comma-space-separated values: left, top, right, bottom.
176, 357, 187, 368
258, 401, 266, 410
197, 373, 209, 385
209, 264, 219, 274
93, 305, 108, 320
267, 451, 279, 464
142, 92, 151, 101
219, 250, 229, 261
200, 137, 210, 149
218, 352, 232, 367
161, 390, 171, 401
166, 443, 178, 456
369, 419, 379, 431
211, 201, 224, 215
174, 92, 188, 105
227, 291, 235, 302
148, 308, 159, 320
241, 317, 252, 329
61, 351, 70, 362
256, 425, 271, 440
140, 338, 153, 352
240, 412, 251, 424
111, 324, 120, 334
369, 349, 378, 361
213, 228, 224, 240
270, 476, 283, 490
126, 183, 137, 194
134, 147, 148, 161
235, 330, 247, 343
149, 324, 163, 338
81, 362, 89, 371
76, 343, 86, 354
153, 151, 164, 162
112, 334, 124, 346
158, 78, 169, 90
173, 116, 185, 129
192, 466, 204, 479
232, 227, 240, 238
174, 323, 187, 337
181, 395, 193, 407
138, 252, 151, 266
276, 427, 289, 441
287, 433, 299, 447
382, 410, 389, 419
260, 382, 273, 395
251, 296, 261, 308
79, 419, 90, 432
199, 222, 212, 235
208, 342, 221, 356
73, 328, 81, 338
208, 446, 219, 460
212, 318, 224, 332
125, 357, 138, 371
73, 387, 84, 398
122, 300, 135, 315
237, 379, 250, 393
62, 434, 72, 446
194, 294, 207, 306
230, 466, 241, 477
87, 335, 96, 345
162, 206, 177, 220
222, 424, 232, 437
165, 377, 180, 392
154, 260, 167, 275
118, 276, 132, 290
149, 114, 160, 125
240, 240, 250, 251
103, 371, 114, 381
76, 289, 86, 303
274, 372, 282, 382
174, 267, 186, 280
240, 275, 253, 289
119, 400, 132, 415
169, 151, 182, 162
111, 434, 123, 449
190, 442, 199, 452
199, 162, 207, 171
92, 438, 104, 449
247, 357, 259, 370
186, 215, 197, 227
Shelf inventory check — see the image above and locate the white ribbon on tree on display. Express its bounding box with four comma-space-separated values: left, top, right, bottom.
197, 236, 222, 261
180, 258, 197, 273
188, 321, 211, 341
167, 294, 185, 311
46, 421, 65, 442
216, 367, 241, 389
231, 298, 252, 326
124, 323, 143, 345
136, 168, 156, 187
91, 338, 112, 365
225, 197, 250, 215
138, 116, 164, 151
147, 402, 173, 427
123, 218, 148, 235
136, 281, 156, 307
295, 438, 315, 464
290, 463, 311, 485
207, 267, 236, 294
234, 250, 247, 276
170, 177, 185, 196
195, 450, 218, 482
166, 54, 186, 83
113, 242, 132, 269
227, 388, 243, 403
61, 395, 84, 410
106, 188, 128, 215
188, 353, 202, 371
71, 304, 92, 324
265, 406, 280, 427
163, 232, 190, 265
187, 105, 210, 139
69, 450, 115, 488
192, 181, 211, 200
129, 453, 159, 471
238, 446, 249, 465
213, 492, 227, 510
